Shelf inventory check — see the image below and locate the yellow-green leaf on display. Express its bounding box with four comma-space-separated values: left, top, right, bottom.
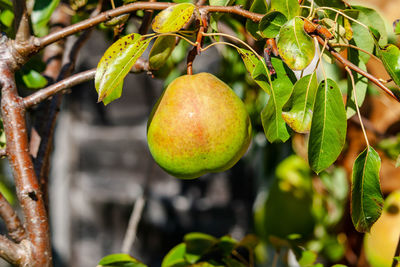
95, 33, 151, 104
277, 18, 315, 71
282, 73, 318, 133
152, 3, 195, 33
149, 35, 176, 70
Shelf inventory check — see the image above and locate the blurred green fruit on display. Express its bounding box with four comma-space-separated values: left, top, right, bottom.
147, 73, 252, 179
364, 191, 400, 267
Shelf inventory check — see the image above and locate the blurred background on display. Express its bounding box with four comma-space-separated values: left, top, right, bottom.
1, 0, 400, 266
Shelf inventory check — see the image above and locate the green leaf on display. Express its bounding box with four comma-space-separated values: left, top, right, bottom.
298, 250, 317, 267
104, 14, 130, 27
31, 0, 61, 37
346, 6, 387, 63
375, 43, 400, 89
152, 3, 195, 33
237, 48, 267, 85
346, 48, 368, 118
237, 48, 296, 142
308, 79, 347, 174
149, 35, 176, 70
21, 69, 48, 89
351, 146, 384, 233
95, 33, 151, 105
277, 18, 315, 71
282, 73, 318, 133
259, 11, 287, 39
270, 0, 300, 20
260, 58, 296, 143
0, 9, 13, 27
245, 0, 268, 40
162, 243, 187, 267
184, 233, 218, 264
98, 254, 147, 267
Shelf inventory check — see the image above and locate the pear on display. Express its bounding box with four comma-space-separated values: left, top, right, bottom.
147, 73, 252, 179
364, 191, 400, 267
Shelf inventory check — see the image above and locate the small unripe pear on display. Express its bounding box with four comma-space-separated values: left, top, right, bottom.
364, 191, 400, 267
147, 73, 252, 179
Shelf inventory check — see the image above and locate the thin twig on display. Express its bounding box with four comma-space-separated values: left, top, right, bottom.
24, 69, 96, 108
330, 43, 381, 62
314, 35, 400, 102
345, 66, 369, 146
36, 2, 263, 50
392, 235, 400, 267
0, 193, 26, 242
139, 0, 156, 34
121, 195, 146, 254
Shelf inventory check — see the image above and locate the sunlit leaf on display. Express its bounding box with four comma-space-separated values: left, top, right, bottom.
308, 79, 347, 174
277, 18, 315, 71
98, 253, 147, 267
245, 0, 268, 40
351, 146, 384, 233
31, 0, 61, 37
149, 35, 176, 70
162, 243, 187, 267
152, 3, 195, 33
95, 33, 151, 105
258, 11, 287, 38
21, 69, 48, 89
282, 73, 318, 133
270, 0, 299, 20
0, 9, 13, 27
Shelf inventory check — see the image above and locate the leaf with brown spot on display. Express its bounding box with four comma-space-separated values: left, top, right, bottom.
152, 3, 195, 33
95, 33, 151, 105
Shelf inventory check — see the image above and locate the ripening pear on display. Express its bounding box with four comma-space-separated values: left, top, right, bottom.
364, 191, 400, 267
147, 73, 252, 179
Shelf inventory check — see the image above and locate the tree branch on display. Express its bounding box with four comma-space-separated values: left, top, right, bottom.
24, 69, 96, 108
314, 35, 400, 102
0, 235, 27, 265
0, 193, 26, 242
0, 66, 51, 266
36, 2, 263, 50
